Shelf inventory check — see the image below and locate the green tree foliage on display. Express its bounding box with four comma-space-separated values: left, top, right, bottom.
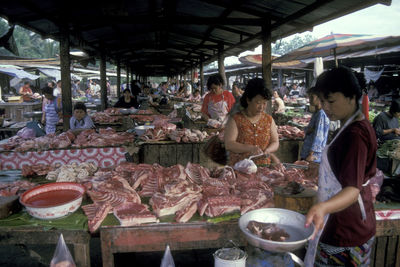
272, 33, 316, 56
0, 18, 59, 58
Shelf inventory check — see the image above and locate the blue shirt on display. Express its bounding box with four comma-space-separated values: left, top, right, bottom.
70, 115, 95, 130
300, 109, 330, 163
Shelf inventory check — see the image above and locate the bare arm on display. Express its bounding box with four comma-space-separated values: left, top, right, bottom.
305, 186, 360, 238
264, 119, 279, 154
224, 117, 262, 154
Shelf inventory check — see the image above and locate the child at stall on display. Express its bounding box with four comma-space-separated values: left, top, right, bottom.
70, 102, 95, 132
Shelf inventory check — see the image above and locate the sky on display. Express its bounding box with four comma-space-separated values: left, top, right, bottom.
225, 0, 400, 64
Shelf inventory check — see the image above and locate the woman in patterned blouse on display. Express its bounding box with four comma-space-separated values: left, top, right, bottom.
224, 78, 279, 166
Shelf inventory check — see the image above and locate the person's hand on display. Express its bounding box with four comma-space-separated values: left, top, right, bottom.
250, 145, 263, 155
41, 118, 45, 124
394, 128, 400, 135
304, 162, 319, 178
305, 202, 328, 240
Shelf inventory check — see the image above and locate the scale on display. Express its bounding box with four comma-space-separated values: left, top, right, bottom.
237, 208, 312, 267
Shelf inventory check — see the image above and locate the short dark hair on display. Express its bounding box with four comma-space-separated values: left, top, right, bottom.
24, 81, 30, 85
57, 80, 61, 84
240, 78, 272, 108
207, 74, 224, 90
123, 88, 131, 94
42, 86, 54, 95
307, 86, 318, 96
389, 99, 400, 114
74, 102, 87, 112
315, 67, 362, 102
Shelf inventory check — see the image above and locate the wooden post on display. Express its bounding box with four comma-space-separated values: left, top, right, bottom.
60, 31, 72, 131
218, 43, 227, 88
262, 16, 273, 114
200, 55, 204, 95
126, 64, 129, 90
278, 69, 283, 88
100, 53, 107, 111
116, 60, 121, 98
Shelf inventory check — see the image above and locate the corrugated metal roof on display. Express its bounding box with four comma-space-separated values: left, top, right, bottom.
0, 0, 391, 76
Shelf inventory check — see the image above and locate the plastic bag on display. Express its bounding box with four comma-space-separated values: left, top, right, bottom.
16, 127, 35, 139
369, 168, 384, 203
160, 245, 175, 267
26, 121, 46, 137
50, 234, 76, 267
233, 159, 257, 174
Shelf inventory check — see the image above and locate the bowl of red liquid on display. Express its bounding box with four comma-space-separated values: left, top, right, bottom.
20, 182, 85, 220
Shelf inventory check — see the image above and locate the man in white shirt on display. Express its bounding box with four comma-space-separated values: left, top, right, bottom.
53, 80, 62, 97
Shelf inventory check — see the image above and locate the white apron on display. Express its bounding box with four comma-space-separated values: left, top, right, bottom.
208, 92, 229, 122
304, 110, 370, 266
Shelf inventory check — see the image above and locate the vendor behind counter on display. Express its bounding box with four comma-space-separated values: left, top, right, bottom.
373, 99, 400, 142
114, 89, 139, 109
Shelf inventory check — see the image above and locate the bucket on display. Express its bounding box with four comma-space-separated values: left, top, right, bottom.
214, 247, 247, 267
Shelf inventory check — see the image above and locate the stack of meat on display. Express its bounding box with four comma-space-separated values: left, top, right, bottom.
1, 129, 135, 152
46, 162, 98, 182
0, 180, 37, 196
140, 125, 209, 143
277, 125, 305, 140
82, 174, 158, 232
22, 164, 57, 177
104, 108, 122, 115
73, 128, 134, 148
91, 112, 122, 123
137, 109, 153, 115
77, 159, 317, 231
291, 115, 311, 127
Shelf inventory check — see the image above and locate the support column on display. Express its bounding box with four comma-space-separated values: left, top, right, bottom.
261, 16, 273, 114
100, 53, 107, 111
200, 55, 204, 95
60, 32, 72, 131
116, 60, 121, 98
218, 43, 227, 88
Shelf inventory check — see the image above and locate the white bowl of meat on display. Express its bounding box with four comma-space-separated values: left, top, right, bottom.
238, 208, 314, 252
134, 125, 155, 136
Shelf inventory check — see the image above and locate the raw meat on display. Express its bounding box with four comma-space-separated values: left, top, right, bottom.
113, 202, 159, 226
247, 221, 290, 241
81, 202, 112, 233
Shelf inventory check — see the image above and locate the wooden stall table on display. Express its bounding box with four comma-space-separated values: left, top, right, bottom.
0, 227, 91, 267
0, 146, 127, 170
0, 102, 42, 122
100, 220, 246, 267
100, 217, 400, 267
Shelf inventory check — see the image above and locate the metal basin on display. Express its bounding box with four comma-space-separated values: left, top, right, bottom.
238, 208, 314, 252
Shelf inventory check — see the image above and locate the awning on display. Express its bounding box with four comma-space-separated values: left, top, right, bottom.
38, 68, 82, 81
0, 66, 39, 80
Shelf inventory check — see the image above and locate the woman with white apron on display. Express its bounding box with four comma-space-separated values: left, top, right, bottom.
304, 67, 377, 267
201, 74, 235, 125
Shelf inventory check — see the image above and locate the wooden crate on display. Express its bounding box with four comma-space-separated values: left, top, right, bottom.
275, 139, 303, 163
139, 141, 220, 168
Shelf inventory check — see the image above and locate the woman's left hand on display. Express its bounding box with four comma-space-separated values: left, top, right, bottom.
305, 202, 327, 240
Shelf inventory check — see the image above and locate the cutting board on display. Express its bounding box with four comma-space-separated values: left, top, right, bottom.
0, 195, 21, 219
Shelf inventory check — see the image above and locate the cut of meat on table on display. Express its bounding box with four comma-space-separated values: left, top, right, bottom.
82, 202, 112, 233
22, 164, 56, 177
184, 162, 211, 185
0, 180, 37, 196
94, 176, 141, 204
113, 202, 159, 226
150, 191, 201, 218
240, 188, 273, 215
175, 200, 198, 223
247, 221, 290, 242
198, 195, 241, 217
